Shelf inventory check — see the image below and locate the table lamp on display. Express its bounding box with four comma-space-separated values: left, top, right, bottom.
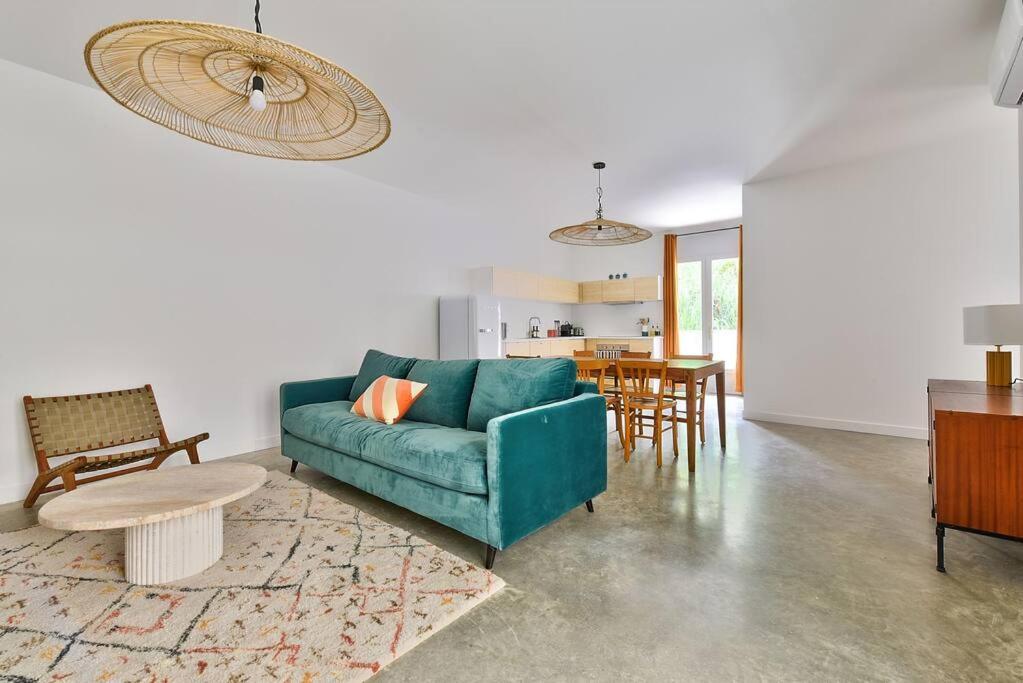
963, 304, 1023, 386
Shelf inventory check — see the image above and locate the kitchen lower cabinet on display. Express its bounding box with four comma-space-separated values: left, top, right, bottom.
584, 337, 661, 355
503, 338, 586, 358
504, 341, 531, 357
548, 338, 586, 356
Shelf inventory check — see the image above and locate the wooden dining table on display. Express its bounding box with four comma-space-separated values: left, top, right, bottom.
569, 356, 727, 472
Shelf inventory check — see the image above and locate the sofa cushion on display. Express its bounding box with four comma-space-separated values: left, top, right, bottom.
404, 359, 480, 429
466, 358, 577, 432
282, 400, 488, 495
349, 349, 418, 401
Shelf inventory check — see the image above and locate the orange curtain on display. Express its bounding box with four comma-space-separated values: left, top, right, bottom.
735, 225, 744, 393
663, 234, 678, 357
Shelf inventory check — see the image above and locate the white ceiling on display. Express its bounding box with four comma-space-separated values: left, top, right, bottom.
0, 1, 1012, 233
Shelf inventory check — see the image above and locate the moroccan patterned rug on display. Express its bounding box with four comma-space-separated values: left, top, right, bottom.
0, 470, 504, 681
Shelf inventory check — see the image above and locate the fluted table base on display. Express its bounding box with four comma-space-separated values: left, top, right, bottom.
124, 506, 224, 585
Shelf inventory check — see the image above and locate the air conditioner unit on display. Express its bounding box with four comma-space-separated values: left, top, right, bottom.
991, 0, 1023, 106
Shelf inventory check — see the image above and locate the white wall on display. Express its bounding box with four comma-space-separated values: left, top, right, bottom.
0, 59, 572, 504
743, 121, 1020, 439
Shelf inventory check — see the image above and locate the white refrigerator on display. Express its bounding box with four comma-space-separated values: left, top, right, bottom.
438, 296, 502, 359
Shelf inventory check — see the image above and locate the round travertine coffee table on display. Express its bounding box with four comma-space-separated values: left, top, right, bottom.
39, 463, 266, 585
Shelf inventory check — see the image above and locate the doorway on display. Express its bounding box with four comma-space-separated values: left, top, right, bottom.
676, 229, 740, 394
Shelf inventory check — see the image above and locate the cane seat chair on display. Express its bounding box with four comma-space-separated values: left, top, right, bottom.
22, 385, 208, 507
575, 358, 626, 448
616, 360, 678, 468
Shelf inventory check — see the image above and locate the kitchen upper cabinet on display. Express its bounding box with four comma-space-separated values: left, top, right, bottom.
473, 267, 567, 302
580, 280, 603, 304
538, 276, 580, 304
632, 276, 662, 301
601, 279, 635, 303
473, 267, 660, 304
578, 276, 663, 303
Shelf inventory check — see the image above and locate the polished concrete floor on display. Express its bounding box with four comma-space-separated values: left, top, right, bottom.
6, 398, 1023, 681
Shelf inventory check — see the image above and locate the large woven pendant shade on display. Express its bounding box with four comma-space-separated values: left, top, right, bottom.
549, 162, 651, 246
85, 19, 389, 160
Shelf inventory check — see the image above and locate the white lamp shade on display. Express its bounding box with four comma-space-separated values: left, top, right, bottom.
963, 304, 1023, 345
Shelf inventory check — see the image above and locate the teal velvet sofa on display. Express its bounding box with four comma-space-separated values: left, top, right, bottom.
280, 350, 607, 568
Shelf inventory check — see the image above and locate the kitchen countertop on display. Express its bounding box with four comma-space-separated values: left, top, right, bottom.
503, 335, 664, 342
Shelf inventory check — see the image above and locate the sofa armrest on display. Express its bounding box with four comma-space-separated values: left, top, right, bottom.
485, 393, 607, 549
574, 380, 598, 395
280, 375, 357, 420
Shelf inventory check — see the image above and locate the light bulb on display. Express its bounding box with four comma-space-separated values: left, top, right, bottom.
249, 74, 266, 112
249, 88, 266, 111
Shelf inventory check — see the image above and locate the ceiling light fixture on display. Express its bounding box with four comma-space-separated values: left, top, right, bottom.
84, 1, 389, 161
549, 162, 651, 246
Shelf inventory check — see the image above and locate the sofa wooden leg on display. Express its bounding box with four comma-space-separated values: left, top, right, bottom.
585, 499, 594, 513
290, 459, 298, 474
485, 545, 497, 570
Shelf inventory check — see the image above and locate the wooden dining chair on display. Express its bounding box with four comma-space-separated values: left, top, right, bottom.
576, 358, 626, 448
668, 353, 712, 444
573, 349, 591, 357
615, 359, 678, 468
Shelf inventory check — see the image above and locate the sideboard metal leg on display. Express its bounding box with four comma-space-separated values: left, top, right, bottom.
290, 459, 298, 474
936, 524, 946, 573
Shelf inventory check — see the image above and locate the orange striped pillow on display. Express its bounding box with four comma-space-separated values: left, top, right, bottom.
351, 376, 428, 425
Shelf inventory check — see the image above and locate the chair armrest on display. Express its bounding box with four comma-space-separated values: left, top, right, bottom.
280, 375, 357, 419
485, 393, 607, 549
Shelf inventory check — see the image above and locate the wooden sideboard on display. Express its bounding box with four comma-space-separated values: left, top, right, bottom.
927, 379, 1023, 572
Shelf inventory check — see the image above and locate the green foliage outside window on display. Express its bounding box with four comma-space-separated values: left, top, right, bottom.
712, 258, 738, 330
676, 258, 738, 332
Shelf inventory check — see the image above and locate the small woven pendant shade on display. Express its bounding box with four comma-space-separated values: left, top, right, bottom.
85, 19, 389, 160
549, 162, 651, 246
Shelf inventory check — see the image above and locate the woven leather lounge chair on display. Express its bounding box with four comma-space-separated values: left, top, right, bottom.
22, 385, 208, 507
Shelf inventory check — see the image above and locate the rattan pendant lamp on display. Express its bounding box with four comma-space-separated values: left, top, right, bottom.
549, 162, 651, 246
84, 1, 389, 160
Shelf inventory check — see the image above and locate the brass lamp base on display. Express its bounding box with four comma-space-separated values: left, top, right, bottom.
986, 349, 1013, 386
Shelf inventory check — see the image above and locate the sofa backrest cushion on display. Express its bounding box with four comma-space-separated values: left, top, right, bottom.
403, 359, 480, 429
349, 350, 418, 401
466, 358, 577, 432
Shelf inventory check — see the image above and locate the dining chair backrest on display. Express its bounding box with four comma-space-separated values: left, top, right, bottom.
573, 349, 592, 358
505, 354, 541, 359
615, 360, 669, 407
621, 351, 652, 359
575, 358, 609, 395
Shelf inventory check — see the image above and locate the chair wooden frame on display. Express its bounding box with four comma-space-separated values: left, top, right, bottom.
22, 385, 208, 508
575, 358, 626, 448
616, 360, 678, 467
666, 354, 713, 444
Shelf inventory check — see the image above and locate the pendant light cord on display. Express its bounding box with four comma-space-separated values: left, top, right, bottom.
595, 166, 604, 219
254, 0, 263, 34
